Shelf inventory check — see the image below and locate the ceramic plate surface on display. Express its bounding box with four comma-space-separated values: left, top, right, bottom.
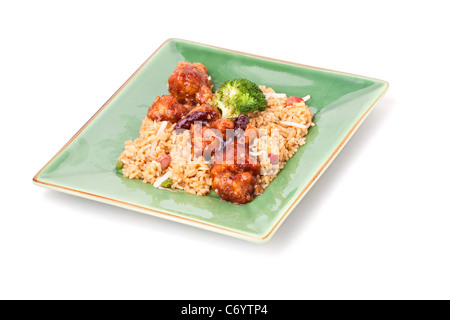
33, 39, 388, 242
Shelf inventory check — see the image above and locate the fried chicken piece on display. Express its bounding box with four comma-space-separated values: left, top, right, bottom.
211, 118, 235, 139
211, 142, 261, 204
211, 154, 261, 177
168, 61, 213, 104
196, 84, 214, 105
211, 171, 257, 204
190, 124, 222, 158
147, 95, 190, 123
178, 105, 222, 157
213, 138, 259, 169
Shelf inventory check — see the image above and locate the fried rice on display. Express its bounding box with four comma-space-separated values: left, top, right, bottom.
118, 85, 314, 196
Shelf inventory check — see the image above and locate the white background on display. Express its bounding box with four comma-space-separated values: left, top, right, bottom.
1, 0, 449, 300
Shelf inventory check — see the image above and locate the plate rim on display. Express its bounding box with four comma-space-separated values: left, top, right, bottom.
33, 38, 389, 243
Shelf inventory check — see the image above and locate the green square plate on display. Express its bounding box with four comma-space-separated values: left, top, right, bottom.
33, 39, 388, 243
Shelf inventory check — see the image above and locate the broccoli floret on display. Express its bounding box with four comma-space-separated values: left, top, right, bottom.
212, 78, 267, 118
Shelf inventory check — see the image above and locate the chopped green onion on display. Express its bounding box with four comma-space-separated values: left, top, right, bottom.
116, 160, 124, 170
160, 178, 173, 188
